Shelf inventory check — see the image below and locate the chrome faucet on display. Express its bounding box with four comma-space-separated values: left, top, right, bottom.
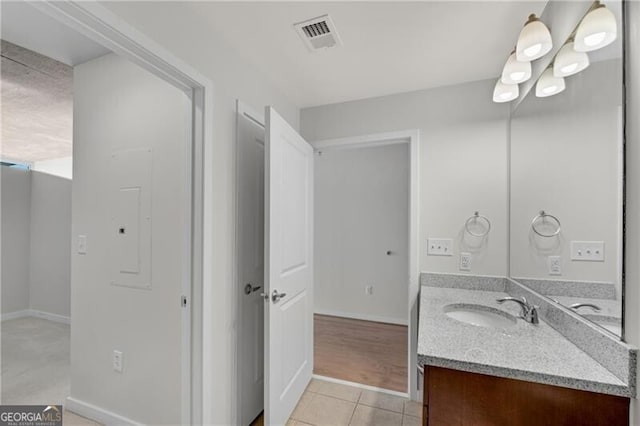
496, 296, 539, 324
569, 302, 602, 312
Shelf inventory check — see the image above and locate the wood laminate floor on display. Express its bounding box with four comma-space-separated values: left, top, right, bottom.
313, 314, 408, 393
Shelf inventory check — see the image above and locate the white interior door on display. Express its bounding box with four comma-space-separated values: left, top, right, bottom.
264, 106, 314, 425
237, 102, 266, 425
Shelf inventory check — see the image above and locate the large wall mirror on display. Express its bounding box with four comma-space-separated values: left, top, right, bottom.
509, 0, 624, 338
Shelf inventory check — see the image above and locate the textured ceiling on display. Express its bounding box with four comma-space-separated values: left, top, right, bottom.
1, 40, 73, 163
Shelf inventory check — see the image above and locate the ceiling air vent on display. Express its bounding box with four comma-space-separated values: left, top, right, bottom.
294, 14, 342, 52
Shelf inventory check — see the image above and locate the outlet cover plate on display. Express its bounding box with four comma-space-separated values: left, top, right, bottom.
427, 238, 453, 256
548, 256, 562, 275
459, 252, 471, 271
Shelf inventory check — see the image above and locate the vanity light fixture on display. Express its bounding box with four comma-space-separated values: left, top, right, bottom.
574, 1, 617, 52
493, 79, 519, 103
536, 67, 565, 97
553, 41, 590, 77
501, 51, 532, 84
516, 14, 553, 61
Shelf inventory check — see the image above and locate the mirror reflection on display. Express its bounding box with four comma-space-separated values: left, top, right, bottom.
509, 0, 623, 337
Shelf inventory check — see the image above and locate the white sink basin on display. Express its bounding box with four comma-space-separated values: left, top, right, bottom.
443, 303, 517, 329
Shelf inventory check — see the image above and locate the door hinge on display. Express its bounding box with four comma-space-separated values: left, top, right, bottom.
181, 295, 188, 307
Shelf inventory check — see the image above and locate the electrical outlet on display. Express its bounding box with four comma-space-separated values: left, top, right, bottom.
427, 238, 453, 256
113, 350, 123, 373
548, 256, 562, 275
365, 285, 373, 296
459, 252, 472, 271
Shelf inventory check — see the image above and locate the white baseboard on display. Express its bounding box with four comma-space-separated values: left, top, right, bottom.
1, 309, 31, 321
1, 309, 70, 324
314, 309, 408, 326
29, 309, 71, 324
312, 375, 409, 399
65, 397, 142, 426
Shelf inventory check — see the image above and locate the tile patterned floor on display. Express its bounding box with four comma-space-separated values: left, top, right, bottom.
286, 379, 421, 426
4, 318, 419, 425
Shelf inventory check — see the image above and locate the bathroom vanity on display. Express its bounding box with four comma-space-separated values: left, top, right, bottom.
422, 366, 628, 425
417, 277, 636, 426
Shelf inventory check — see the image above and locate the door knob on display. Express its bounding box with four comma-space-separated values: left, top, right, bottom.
244, 283, 262, 295
271, 289, 287, 303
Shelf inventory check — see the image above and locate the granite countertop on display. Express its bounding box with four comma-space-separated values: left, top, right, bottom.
418, 285, 632, 397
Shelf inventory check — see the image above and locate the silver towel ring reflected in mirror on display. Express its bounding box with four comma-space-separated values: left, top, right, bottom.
465, 211, 491, 237
531, 210, 561, 237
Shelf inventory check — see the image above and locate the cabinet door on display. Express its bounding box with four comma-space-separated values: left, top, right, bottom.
423, 366, 629, 426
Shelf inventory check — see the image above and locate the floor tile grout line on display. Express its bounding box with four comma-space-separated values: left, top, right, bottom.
356, 401, 405, 414
346, 402, 358, 426
314, 391, 360, 404
293, 382, 415, 425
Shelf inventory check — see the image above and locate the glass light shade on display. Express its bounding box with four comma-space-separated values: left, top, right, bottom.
553, 42, 590, 77
493, 79, 519, 103
501, 53, 532, 84
516, 15, 553, 61
536, 68, 566, 97
574, 3, 617, 52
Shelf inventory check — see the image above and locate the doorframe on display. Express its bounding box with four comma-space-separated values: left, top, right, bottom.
28, 2, 214, 424
234, 100, 266, 425
312, 129, 420, 400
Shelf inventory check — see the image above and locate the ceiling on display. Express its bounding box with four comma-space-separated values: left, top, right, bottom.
1, 40, 73, 163
2, 0, 621, 163
1, 1, 110, 163
1, 1, 110, 67
183, 1, 548, 108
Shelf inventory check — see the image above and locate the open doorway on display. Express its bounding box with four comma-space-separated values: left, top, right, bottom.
236, 101, 420, 425
313, 141, 410, 394
1, 3, 200, 424
1, 35, 85, 407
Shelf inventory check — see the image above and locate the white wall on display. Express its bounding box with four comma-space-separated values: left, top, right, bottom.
1, 168, 71, 320
315, 144, 409, 324
32, 157, 73, 180
29, 171, 71, 319
71, 53, 189, 424
624, 1, 640, 424
97, 4, 301, 423
302, 80, 509, 277
1, 166, 31, 315
510, 59, 623, 291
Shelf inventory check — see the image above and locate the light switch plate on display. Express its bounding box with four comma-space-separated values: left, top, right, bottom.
427, 238, 453, 256
78, 235, 87, 254
571, 241, 605, 262
113, 350, 123, 373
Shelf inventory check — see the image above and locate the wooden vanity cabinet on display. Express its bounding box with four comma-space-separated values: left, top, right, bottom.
422, 366, 629, 426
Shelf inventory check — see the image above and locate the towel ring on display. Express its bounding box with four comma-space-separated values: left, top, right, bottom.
465, 211, 491, 237
531, 210, 561, 237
